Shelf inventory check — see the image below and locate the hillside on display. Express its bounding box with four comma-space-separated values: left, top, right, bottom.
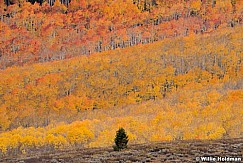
0, 0, 243, 159
0, 25, 242, 158
1, 138, 242, 162
0, 0, 242, 68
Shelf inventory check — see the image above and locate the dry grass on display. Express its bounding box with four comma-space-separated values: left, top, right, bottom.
2, 138, 242, 163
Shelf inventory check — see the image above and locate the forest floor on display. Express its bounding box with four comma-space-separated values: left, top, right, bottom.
1, 137, 242, 163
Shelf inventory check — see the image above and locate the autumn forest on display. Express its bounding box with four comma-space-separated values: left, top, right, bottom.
0, 0, 242, 158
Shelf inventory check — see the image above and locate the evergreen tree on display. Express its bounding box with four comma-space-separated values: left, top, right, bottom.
113, 128, 129, 151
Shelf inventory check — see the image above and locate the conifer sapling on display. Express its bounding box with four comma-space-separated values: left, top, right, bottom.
113, 128, 129, 151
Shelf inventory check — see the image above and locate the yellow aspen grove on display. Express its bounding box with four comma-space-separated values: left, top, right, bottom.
0, 0, 242, 157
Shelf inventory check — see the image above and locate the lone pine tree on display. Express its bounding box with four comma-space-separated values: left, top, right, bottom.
113, 128, 129, 151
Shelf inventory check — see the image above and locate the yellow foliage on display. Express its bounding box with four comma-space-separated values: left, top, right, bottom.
207, 90, 221, 104
0, 26, 242, 156
20, 136, 37, 148
45, 134, 67, 149
89, 130, 114, 147
207, 126, 226, 139
67, 126, 94, 145
0, 105, 11, 131
190, 0, 201, 11
0, 138, 8, 154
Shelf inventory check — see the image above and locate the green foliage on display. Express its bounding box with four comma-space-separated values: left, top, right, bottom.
114, 128, 129, 151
